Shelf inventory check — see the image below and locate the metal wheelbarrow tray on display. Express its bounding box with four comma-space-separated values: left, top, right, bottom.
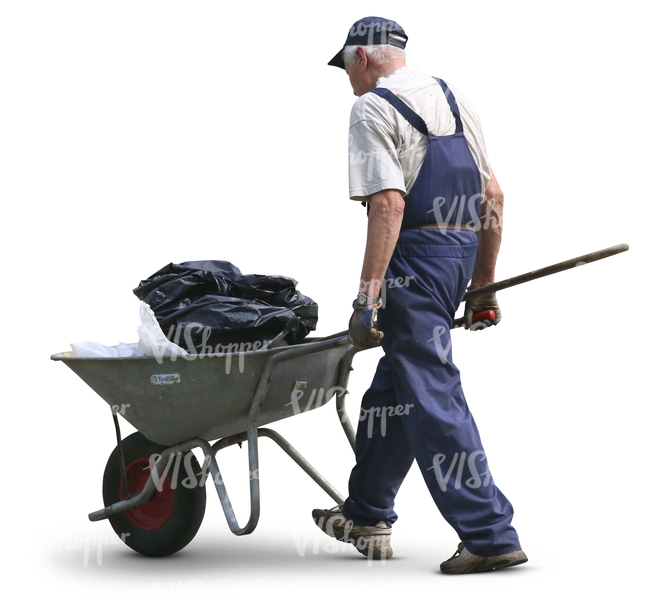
51, 335, 361, 556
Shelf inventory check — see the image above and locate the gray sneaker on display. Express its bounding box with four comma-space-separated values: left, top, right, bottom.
440, 542, 528, 574
311, 505, 393, 560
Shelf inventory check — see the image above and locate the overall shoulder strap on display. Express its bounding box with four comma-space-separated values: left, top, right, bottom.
432, 77, 463, 134
369, 88, 429, 136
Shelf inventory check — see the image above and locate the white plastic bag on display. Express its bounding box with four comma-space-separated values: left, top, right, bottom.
70, 303, 187, 361
137, 302, 188, 361
70, 341, 141, 358
116, 342, 140, 357
70, 341, 119, 358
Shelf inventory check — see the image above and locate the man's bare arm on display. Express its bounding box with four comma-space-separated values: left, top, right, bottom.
358, 189, 405, 300
470, 167, 504, 288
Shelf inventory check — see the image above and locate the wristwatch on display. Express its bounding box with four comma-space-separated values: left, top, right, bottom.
355, 293, 381, 307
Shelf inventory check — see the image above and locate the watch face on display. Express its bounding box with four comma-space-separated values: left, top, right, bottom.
356, 294, 380, 307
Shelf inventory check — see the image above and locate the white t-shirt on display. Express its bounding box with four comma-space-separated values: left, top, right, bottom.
348, 67, 491, 202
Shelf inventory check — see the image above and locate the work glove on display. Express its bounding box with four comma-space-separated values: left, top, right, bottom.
463, 289, 501, 330
348, 300, 384, 348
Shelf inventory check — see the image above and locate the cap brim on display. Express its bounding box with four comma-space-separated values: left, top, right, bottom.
328, 49, 345, 69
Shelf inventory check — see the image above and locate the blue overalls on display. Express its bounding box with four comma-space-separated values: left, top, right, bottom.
342, 79, 521, 556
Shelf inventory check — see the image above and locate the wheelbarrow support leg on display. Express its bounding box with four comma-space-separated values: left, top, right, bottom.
206, 339, 353, 535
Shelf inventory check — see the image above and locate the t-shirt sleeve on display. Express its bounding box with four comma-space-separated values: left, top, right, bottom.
348, 98, 407, 201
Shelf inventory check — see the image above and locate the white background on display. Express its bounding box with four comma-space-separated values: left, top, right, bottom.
1, 1, 646, 598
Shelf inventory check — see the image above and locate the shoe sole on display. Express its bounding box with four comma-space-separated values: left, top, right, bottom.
312, 511, 393, 560
441, 555, 528, 575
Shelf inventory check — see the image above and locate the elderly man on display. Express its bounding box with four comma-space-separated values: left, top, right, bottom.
312, 17, 527, 574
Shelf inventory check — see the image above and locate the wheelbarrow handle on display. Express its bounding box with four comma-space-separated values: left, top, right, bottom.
325, 309, 498, 339
463, 243, 629, 300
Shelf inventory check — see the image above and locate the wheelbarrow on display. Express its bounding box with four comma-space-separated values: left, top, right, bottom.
51, 333, 364, 557
51, 242, 629, 557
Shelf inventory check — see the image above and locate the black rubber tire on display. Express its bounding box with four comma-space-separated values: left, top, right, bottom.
102, 432, 207, 556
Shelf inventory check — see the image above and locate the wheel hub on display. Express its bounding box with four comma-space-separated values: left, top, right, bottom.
119, 457, 174, 530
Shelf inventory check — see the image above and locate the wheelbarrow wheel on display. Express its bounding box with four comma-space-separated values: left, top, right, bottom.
102, 432, 207, 556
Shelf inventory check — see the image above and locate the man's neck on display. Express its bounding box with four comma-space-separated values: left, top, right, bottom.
374, 61, 407, 82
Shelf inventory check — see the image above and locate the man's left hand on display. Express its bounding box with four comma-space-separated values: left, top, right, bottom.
464, 289, 501, 330
349, 302, 384, 348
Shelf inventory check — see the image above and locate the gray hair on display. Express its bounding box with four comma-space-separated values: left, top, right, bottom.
342, 44, 406, 67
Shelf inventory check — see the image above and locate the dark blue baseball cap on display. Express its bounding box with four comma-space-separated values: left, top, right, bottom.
328, 16, 408, 69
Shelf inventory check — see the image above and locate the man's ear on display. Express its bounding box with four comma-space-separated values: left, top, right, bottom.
356, 46, 368, 69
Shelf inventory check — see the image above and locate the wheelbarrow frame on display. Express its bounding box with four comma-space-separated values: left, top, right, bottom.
52, 334, 362, 538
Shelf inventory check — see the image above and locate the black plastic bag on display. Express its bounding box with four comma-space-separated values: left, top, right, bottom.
133, 260, 318, 352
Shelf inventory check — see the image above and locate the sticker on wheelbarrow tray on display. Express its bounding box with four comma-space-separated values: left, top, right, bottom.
150, 373, 181, 385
